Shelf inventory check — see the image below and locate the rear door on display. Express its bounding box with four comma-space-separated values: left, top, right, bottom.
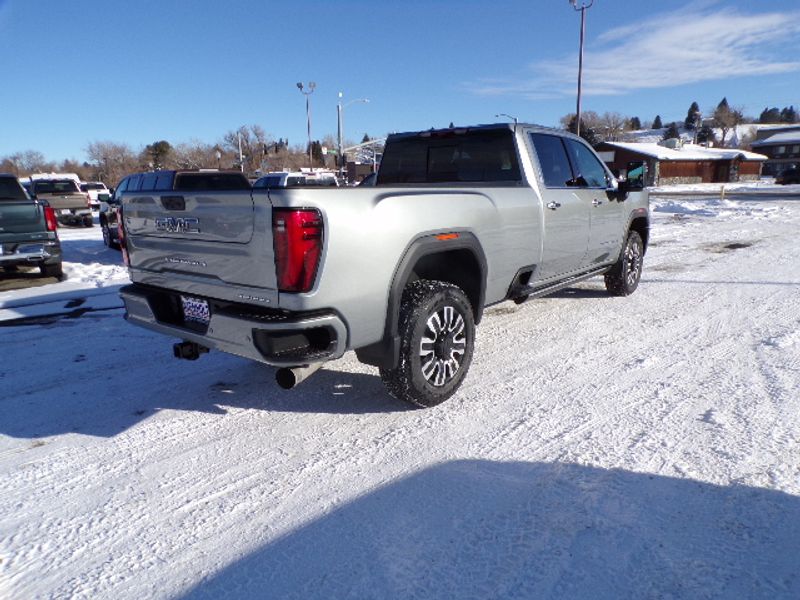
123, 172, 277, 291
529, 133, 590, 279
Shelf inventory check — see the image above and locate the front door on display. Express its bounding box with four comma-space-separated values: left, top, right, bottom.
529, 133, 590, 280
563, 138, 623, 267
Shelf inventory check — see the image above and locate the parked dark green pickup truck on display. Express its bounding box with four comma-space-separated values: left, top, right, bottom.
0, 174, 63, 278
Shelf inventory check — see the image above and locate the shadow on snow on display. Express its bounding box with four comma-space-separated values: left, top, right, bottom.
179, 460, 800, 599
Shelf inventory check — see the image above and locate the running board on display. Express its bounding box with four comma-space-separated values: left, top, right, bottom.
510, 267, 608, 302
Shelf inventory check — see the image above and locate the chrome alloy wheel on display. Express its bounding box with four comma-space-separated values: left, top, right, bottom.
625, 237, 643, 288
419, 305, 467, 387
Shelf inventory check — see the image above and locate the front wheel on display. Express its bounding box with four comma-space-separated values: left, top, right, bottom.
379, 280, 475, 408
605, 230, 644, 296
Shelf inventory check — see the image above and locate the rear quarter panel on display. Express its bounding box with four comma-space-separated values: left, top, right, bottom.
270, 185, 542, 349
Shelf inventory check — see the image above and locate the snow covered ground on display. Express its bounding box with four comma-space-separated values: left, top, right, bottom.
2, 195, 799, 598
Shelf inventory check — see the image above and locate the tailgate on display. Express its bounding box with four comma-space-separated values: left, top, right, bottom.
40, 193, 88, 211
0, 199, 46, 234
123, 189, 278, 291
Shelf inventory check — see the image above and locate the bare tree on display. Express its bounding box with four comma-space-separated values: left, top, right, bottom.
711, 98, 744, 147
3, 150, 52, 175
597, 112, 628, 141
85, 141, 139, 185
222, 125, 273, 175
173, 141, 220, 169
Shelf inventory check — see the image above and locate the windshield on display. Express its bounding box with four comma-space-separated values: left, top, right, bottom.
33, 179, 80, 194
0, 176, 29, 200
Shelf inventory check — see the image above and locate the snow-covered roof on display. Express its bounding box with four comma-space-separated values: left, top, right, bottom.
751, 130, 800, 146
602, 141, 767, 162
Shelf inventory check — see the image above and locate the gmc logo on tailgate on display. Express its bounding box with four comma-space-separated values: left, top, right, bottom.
155, 217, 200, 233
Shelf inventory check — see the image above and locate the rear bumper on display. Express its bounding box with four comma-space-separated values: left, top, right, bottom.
120, 284, 348, 367
0, 240, 61, 266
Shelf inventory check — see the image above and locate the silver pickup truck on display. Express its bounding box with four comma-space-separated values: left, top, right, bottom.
120, 124, 649, 407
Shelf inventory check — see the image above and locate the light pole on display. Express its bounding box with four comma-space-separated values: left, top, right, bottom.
337, 92, 369, 182
495, 113, 518, 131
297, 81, 316, 169
569, 0, 593, 138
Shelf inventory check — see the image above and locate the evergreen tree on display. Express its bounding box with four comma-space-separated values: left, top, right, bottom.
717, 97, 730, 111
684, 102, 700, 130
361, 133, 371, 143
696, 125, 715, 145
781, 106, 798, 123
662, 122, 680, 141
629, 116, 642, 130
652, 115, 663, 129
143, 140, 173, 170
566, 115, 599, 146
759, 107, 781, 123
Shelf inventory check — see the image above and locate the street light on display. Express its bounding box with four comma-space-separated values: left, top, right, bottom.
338, 92, 369, 182
569, 0, 594, 138
495, 113, 518, 130
297, 81, 316, 169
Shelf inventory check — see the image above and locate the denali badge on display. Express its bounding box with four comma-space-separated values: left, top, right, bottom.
155, 217, 200, 233
165, 257, 207, 267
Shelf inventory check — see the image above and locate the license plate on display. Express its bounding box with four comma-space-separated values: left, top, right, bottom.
181, 296, 210, 324
59, 209, 71, 215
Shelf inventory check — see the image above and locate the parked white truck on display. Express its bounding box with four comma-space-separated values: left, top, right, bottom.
119, 124, 649, 407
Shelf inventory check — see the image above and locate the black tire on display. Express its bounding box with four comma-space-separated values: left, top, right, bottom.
101, 220, 120, 249
40, 262, 63, 279
605, 230, 644, 296
379, 280, 475, 408
83, 216, 94, 227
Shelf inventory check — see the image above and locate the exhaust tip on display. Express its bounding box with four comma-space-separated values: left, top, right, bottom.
275, 368, 297, 390
275, 363, 324, 390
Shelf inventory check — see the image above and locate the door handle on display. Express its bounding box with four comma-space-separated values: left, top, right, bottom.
546, 201, 561, 210
592, 199, 602, 207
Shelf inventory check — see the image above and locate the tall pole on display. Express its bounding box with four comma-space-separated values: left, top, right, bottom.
337, 92, 344, 180
237, 132, 244, 172
297, 82, 316, 169
336, 94, 369, 183
570, 0, 593, 138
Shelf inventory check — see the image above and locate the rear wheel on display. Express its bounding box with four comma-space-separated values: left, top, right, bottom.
40, 262, 63, 279
605, 230, 643, 296
379, 280, 475, 408
83, 216, 93, 227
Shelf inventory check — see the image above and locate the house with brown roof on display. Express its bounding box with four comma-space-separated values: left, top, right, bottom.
595, 140, 767, 186
750, 126, 800, 176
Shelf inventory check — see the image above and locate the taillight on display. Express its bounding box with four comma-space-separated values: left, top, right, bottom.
272, 208, 323, 293
118, 207, 130, 266
86, 193, 91, 208
44, 206, 58, 231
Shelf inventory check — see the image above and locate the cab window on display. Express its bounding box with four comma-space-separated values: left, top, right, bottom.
530, 133, 575, 188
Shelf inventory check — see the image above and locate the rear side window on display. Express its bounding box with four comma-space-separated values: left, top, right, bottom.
530, 133, 575, 188
174, 173, 251, 191
139, 173, 159, 191
0, 177, 28, 200
378, 129, 521, 185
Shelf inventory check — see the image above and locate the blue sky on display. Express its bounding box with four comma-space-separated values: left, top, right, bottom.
1, 0, 799, 162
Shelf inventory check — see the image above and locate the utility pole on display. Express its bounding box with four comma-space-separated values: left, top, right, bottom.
297, 82, 316, 169
569, 0, 594, 138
